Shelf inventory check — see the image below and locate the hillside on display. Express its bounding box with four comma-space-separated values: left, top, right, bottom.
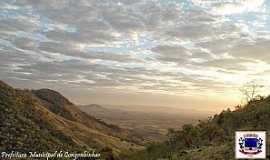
31, 89, 143, 145
4, 79, 270, 160
124, 97, 270, 160
0, 81, 142, 159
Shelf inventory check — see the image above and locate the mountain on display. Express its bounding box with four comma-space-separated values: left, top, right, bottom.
6, 78, 270, 160
124, 96, 270, 160
0, 80, 142, 159
85, 104, 106, 110
31, 89, 143, 145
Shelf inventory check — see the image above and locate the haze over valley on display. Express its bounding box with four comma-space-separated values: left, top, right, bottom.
79, 104, 214, 141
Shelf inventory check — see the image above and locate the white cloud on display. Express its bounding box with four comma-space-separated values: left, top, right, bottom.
1, 0, 270, 102
192, 0, 265, 15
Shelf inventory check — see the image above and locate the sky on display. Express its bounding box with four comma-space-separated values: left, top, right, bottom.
1, 0, 270, 112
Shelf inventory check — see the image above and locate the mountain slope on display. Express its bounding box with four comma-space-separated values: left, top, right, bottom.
32, 89, 143, 145
0, 81, 142, 158
0, 81, 77, 152
125, 97, 270, 160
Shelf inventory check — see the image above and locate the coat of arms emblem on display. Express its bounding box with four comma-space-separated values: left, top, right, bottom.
235, 131, 266, 159
238, 133, 263, 155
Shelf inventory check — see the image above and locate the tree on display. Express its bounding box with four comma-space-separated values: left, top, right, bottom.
239, 80, 264, 104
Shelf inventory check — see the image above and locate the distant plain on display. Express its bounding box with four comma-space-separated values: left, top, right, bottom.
79, 104, 215, 141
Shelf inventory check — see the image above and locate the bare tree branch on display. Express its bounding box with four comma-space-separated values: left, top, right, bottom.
239, 80, 264, 104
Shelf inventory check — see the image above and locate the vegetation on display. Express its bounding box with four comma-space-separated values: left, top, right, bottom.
0, 81, 142, 160
123, 96, 270, 160
32, 89, 75, 121
3, 79, 270, 160
0, 81, 77, 152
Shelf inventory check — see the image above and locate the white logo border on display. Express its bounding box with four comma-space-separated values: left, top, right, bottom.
235, 131, 266, 159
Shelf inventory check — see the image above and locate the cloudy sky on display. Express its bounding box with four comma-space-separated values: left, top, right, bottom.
1, 0, 270, 111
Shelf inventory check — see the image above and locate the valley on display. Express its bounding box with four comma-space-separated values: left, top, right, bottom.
79, 104, 214, 142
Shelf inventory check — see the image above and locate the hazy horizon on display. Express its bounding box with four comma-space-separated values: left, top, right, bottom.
1, 0, 270, 112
